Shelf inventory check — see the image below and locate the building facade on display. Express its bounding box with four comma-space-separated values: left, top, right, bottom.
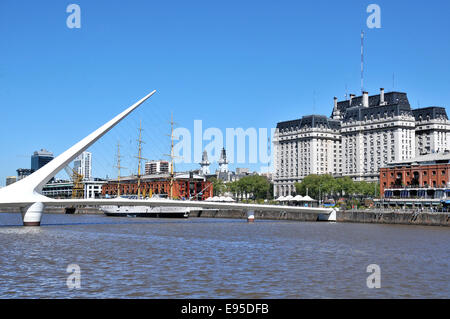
73, 151, 92, 181
83, 179, 107, 199
42, 179, 106, 199
413, 107, 450, 156
273, 115, 341, 196
145, 160, 171, 175
6, 176, 17, 186
31, 149, 54, 172
378, 152, 450, 208
102, 173, 213, 200
336, 90, 416, 182
273, 88, 450, 197
17, 168, 33, 180
42, 181, 74, 199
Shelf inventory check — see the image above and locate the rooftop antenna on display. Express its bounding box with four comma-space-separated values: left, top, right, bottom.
361, 31, 364, 94
345, 84, 348, 100
313, 89, 316, 113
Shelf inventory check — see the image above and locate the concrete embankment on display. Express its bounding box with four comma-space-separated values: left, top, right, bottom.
190, 209, 449, 226
190, 209, 325, 222
1, 206, 448, 227
337, 210, 450, 227
0, 207, 103, 214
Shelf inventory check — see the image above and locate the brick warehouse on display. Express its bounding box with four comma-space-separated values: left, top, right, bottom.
102, 173, 213, 200
379, 153, 450, 206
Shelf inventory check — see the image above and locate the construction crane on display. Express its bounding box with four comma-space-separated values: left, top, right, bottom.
64, 166, 84, 199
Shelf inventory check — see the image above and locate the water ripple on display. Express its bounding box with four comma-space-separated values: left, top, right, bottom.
0, 213, 448, 298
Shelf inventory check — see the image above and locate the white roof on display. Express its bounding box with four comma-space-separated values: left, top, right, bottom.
224, 196, 235, 202
302, 195, 315, 201
174, 173, 206, 180
386, 152, 450, 166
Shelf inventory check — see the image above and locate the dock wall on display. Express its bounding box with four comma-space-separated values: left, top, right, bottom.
190, 209, 320, 222
337, 210, 450, 227
1, 207, 448, 227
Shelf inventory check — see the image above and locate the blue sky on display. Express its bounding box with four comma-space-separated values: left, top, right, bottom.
1, 0, 450, 184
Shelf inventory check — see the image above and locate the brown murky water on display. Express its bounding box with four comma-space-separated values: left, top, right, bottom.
0, 213, 448, 298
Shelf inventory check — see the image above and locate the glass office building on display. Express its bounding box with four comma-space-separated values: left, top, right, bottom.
31, 149, 54, 172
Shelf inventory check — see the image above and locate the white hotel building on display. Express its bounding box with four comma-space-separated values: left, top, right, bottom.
273, 89, 450, 197
73, 151, 92, 181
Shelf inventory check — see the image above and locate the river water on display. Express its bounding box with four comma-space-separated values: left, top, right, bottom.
0, 213, 448, 298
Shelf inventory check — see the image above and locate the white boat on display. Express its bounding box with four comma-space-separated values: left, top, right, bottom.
100, 194, 190, 218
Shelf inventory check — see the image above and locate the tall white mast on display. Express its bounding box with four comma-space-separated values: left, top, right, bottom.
361, 31, 364, 94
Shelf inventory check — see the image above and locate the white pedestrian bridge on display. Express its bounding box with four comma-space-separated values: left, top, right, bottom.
0, 90, 334, 226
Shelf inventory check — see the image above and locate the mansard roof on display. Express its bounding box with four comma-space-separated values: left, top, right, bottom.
276, 115, 341, 131
337, 91, 413, 122
343, 103, 413, 122
276, 90, 448, 130
413, 107, 448, 121
336, 91, 410, 114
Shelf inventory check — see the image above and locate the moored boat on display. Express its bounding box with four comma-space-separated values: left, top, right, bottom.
100, 195, 190, 218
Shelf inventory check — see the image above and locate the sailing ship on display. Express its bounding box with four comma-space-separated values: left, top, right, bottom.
100, 117, 190, 218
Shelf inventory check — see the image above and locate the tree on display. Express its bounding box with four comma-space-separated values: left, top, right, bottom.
295, 174, 379, 202
226, 181, 240, 200
236, 175, 270, 201
208, 177, 225, 196
294, 174, 336, 200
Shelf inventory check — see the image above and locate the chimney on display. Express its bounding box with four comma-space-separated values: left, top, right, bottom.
380, 88, 385, 105
333, 96, 338, 109
349, 94, 355, 106
363, 91, 369, 107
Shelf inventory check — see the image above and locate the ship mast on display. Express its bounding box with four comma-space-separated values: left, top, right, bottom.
163, 113, 177, 199
135, 120, 146, 198
114, 141, 125, 197
169, 113, 175, 199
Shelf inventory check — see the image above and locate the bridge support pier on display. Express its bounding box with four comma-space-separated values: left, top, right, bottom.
21, 202, 44, 226
317, 209, 337, 222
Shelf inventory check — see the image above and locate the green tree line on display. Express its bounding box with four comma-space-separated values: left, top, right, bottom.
208, 175, 273, 201
294, 174, 379, 201
208, 174, 379, 203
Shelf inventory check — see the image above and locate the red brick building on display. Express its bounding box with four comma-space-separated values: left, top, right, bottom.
380, 153, 450, 195
102, 173, 213, 200
378, 153, 450, 208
